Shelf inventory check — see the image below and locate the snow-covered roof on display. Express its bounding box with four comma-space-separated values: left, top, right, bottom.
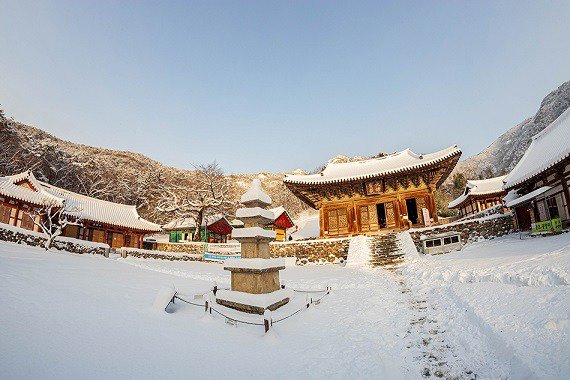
0, 171, 161, 232
504, 108, 570, 189
448, 175, 507, 208
162, 215, 228, 230
240, 179, 272, 205
504, 186, 551, 208
284, 145, 461, 185
41, 182, 161, 232
0, 171, 64, 207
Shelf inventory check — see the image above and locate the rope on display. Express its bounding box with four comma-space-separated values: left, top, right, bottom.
173, 295, 204, 307
172, 287, 330, 327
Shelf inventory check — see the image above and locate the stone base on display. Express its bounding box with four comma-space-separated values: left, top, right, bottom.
216, 297, 289, 315
215, 289, 291, 315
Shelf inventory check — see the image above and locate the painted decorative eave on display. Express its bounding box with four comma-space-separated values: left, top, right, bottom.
283, 145, 462, 185
504, 108, 570, 190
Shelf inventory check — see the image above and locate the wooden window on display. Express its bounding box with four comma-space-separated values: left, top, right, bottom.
20, 211, 36, 231
0, 204, 12, 224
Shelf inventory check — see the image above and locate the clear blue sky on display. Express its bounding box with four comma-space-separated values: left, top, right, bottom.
1, 1, 569, 174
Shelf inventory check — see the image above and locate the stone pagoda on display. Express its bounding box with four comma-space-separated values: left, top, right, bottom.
216, 179, 290, 314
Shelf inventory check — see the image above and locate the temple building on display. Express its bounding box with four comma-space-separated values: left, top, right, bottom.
448, 175, 507, 218
267, 206, 294, 241
504, 108, 570, 232
0, 171, 161, 248
163, 216, 233, 243
283, 146, 461, 238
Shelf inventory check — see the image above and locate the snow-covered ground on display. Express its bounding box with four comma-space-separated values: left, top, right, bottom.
0, 233, 568, 379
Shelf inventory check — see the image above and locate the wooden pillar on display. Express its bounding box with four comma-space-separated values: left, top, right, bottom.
559, 169, 570, 218
13, 203, 20, 226
319, 207, 325, 237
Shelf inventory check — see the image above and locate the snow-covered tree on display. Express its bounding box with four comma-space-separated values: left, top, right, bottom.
156, 162, 234, 241
27, 202, 83, 250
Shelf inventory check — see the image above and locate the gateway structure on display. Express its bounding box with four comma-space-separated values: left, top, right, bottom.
216, 179, 289, 314
284, 146, 461, 237
0, 171, 161, 248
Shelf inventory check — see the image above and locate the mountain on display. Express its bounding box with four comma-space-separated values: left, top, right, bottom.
451, 80, 570, 180
1, 80, 568, 221
0, 120, 309, 223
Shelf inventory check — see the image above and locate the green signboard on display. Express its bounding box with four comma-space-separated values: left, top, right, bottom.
532, 218, 562, 233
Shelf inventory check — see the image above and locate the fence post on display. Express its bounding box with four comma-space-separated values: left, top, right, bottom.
213, 281, 218, 296
264, 309, 272, 333
306, 294, 310, 308
281, 280, 286, 289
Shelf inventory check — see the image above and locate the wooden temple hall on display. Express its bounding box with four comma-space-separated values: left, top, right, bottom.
0, 171, 161, 248
284, 146, 462, 237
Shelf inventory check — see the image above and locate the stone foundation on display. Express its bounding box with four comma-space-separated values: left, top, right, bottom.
0, 223, 109, 256
270, 238, 350, 265
408, 213, 515, 252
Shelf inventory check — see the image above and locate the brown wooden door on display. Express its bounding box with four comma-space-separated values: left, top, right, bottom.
327, 208, 350, 236
416, 197, 427, 225
92, 229, 105, 243
111, 233, 124, 248
359, 204, 379, 233
385, 202, 397, 228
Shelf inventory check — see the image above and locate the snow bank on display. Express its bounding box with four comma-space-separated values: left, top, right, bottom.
346, 235, 371, 267
152, 285, 176, 312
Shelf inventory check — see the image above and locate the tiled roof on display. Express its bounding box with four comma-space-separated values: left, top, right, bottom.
448, 175, 507, 208
504, 108, 570, 189
0, 171, 161, 232
283, 145, 461, 185
0, 171, 64, 207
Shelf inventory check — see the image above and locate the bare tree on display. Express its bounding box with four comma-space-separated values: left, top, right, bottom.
27, 202, 83, 250
156, 162, 234, 241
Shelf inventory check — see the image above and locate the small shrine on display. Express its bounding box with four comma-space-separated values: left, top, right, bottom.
216, 179, 290, 314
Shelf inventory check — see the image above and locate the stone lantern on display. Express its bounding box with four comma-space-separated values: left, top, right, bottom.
216, 179, 290, 314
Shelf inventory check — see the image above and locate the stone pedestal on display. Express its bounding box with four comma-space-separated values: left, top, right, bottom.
216, 179, 289, 314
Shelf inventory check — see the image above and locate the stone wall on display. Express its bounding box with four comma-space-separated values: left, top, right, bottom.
408, 213, 515, 252
270, 238, 351, 265
0, 223, 109, 256
156, 242, 206, 255
121, 247, 203, 261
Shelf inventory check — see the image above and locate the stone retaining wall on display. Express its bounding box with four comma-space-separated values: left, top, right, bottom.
155, 242, 205, 255
269, 238, 351, 265
121, 247, 203, 261
408, 213, 515, 252
0, 223, 109, 256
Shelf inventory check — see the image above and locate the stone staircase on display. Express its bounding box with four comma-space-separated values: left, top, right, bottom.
368, 232, 405, 268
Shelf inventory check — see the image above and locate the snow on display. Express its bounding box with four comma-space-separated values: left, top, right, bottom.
284, 145, 461, 185
346, 235, 371, 267
505, 186, 551, 208
235, 206, 275, 220
152, 285, 176, 311
231, 226, 276, 239
0, 232, 568, 379
216, 289, 292, 308
290, 213, 320, 240
504, 107, 570, 189
224, 258, 285, 270
240, 179, 271, 205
